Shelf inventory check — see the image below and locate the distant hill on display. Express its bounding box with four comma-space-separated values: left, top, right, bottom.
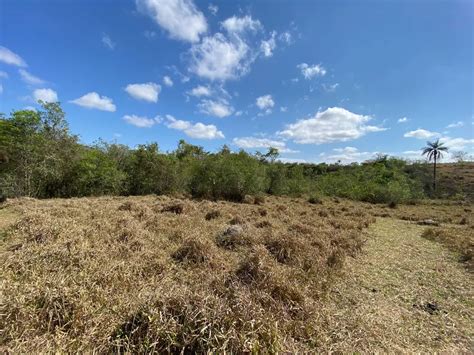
436, 162, 474, 200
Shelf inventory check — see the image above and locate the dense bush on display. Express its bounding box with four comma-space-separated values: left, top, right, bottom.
0, 103, 442, 204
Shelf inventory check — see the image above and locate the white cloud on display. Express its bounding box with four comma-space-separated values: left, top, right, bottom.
404, 129, 439, 139
19, 69, 45, 85
278, 157, 307, 164
297, 63, 326, 79
397, 117, 408, 123
256, 94, 275, 110
260, 31, 276, 57
232, 137, 297, 153
189, 32, 251, 81
199, 98, 233, 118
208, 3, 218, 15
101, 33, 116, 50
439, 136, 474, 151
221, 15, 262, 34
0, 84, 3, 94
0, 71, 8, 79
446, 121, 464, 128
278, 31, 292, 44
123, 114, 161, 128
322, 83, 339, 92
0, 46, 27, 67
188, 85, 211, 97
278, 107, 386, 144
319, 146, 378, 164
165, 114, 224, 139
280, 106, 287, 112
125, 82, 161, 103
136, 0, 208, 43
33, 88, 58, 103
163, 75, 173, 87
70, 92, 116, 111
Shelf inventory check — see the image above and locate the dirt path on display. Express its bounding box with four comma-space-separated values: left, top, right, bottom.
322, 217, 474, 352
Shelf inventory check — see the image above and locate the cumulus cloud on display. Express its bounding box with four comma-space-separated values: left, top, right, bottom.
198, 98, 233, 118
101, 33, 116, 50
403, 129, 439, 139
70, 92, 116, 111
297, 63, 326, 79
0, 46, 27, 67
163, 75, 173, 87
123, 114, 161, 128
260, 31, 276, 57
256, 94, 275, 110
165, 115, 224, 139
446, 121, 464, 128
189, 33, 252, 81
19, 69, 45, 85
188, 85, 211, 97
397, 117, 408, 123
319, 146, 379, 164
278, 107, 386, 144
125, 82, 161, 103
232, 137, 297, 153
221, 15, 262, 34
136, 0, 208, 43
33, 88, 58, 103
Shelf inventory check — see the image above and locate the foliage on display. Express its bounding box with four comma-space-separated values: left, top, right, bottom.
4, 102, 469, 203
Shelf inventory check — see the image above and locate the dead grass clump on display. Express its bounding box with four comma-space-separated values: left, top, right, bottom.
288, 223, 312, 235
319, 210, 329, 218
35, 292, 75, 333
15, 214, 59, 243
216, 225, 249, 250
308, 196, 322, 204
258, 208, 268, 216
265, 236, 303, 265
229, 216, 244, 225
254, 194, 265, 205
255, 220, 272, 228
162, 202, 184, 214
235, 247, 272, 284
118, 201, 134, 211
172, 239, 211, 265
110, 309, 152, 352
205, 210, 221, 220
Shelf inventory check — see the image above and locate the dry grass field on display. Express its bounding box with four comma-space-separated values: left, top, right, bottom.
1, 195, 472, 352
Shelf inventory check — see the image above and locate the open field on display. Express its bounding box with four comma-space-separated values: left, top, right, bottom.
1, 195, 473, 352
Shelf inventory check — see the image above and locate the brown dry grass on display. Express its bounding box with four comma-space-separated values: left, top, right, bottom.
0, 195, 372, 352
1, 195, 472, 352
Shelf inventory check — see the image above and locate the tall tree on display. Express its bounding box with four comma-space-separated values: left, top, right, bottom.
422, 139, 448, 192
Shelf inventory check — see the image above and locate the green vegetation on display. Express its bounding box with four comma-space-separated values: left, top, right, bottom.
0, 103, 469, 203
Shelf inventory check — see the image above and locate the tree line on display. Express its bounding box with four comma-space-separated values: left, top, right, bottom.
0, 102, 465, 204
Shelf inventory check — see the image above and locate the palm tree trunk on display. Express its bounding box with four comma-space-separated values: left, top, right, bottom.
433, 155, 437, 191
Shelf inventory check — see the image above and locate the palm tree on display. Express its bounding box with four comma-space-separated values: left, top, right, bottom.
422, 139, 448, 191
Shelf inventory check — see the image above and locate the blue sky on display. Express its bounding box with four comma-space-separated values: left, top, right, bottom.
1, 0, 473, 163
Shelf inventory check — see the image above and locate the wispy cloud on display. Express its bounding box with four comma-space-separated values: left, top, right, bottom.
19, 69, 45, 85
101, 33, 116, 50
0, 46, 27, 67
